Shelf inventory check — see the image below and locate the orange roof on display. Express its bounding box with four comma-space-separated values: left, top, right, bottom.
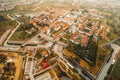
71, 31, 88, 46
30, 21, 35, 24
106, 27, 110, 32
64, 17, 75, 22
95, 28, 102, 36
52, 21, 69, 37
42, 50, 48, 56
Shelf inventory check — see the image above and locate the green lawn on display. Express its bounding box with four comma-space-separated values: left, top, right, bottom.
10, 31, 36, 41
0, 13, 17, 37
109, 57, 120, 80
10, 23, 37, 41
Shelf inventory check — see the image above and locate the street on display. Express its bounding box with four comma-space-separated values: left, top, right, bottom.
4, 14, 21, 47
0, 29, 11, 45
0, 13, 119, 80
96, 44, 120, 80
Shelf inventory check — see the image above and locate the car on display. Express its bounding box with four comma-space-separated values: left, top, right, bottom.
81, 70, 94, 80
112, 59, 115, 64
106, 50, 114, 63
106, 54, 112, 63
107, 64, 114, 75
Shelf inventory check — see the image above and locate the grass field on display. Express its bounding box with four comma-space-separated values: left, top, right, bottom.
10, 23, 37, 41
109, 56, 120, 80
0, 13, 17, 37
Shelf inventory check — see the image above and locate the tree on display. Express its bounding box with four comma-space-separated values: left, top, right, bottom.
86, 40, 98, 65
0, 54, 7, 64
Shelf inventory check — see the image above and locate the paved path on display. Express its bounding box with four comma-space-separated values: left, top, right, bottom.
97, 44, 120, 80
4, 14, 21, 48
0, 29, 11, 45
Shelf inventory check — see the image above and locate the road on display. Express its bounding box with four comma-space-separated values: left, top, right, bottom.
29, 59, 35, 80
103, 38, 120, 47
22, 33, 40, 46
36, 72, 53, 80
39, 31, 53, 41
3, 14, 21, 48
53, 44, 95, 80
96, 44, 120, 80
2, 13, 119, 80
0, 46, 20, 51
64, 54, 95, 80
0, 29, 11, 45
58, 18, 74, 25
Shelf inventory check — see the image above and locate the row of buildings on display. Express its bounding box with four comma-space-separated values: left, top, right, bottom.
30, 8, 110, 46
